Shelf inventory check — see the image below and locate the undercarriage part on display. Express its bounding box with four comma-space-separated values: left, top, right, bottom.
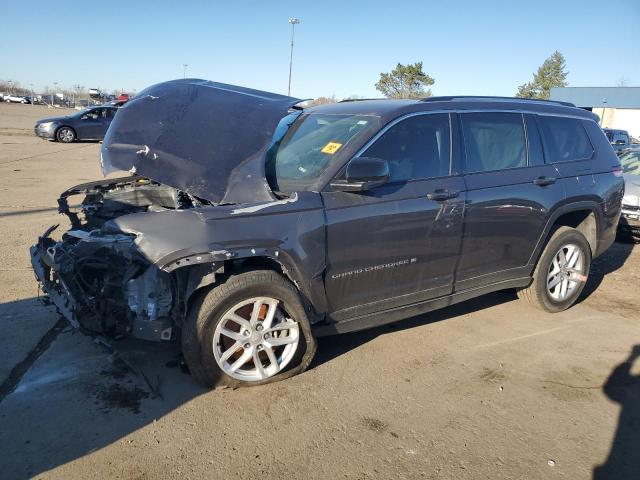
58, 175, 211, 229
32, 224, 176, 341
126, 266, 174, 341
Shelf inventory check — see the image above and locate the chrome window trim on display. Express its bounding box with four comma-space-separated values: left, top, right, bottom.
322, 108, 597, 190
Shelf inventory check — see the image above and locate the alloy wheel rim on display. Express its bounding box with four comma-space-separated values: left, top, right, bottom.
59, 129, 73, 142
547, 243, 585, 302
212, 297, 300, 381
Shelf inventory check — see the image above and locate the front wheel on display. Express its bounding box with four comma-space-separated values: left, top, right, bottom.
517, 226, 591, 312
182, 270, 317, 388
56, 127, 75, 143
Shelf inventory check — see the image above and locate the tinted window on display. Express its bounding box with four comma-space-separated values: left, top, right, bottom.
537, 116, 593, 162
461, 113, 526, 173
362, 113, 450, 182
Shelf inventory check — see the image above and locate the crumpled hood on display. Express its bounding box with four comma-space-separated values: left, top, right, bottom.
100, 79, 300, 204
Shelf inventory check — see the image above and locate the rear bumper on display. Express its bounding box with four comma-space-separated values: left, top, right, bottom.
620, 207, 640, 229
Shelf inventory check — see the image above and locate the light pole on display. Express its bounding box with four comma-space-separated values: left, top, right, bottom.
600, 98, 607, 126
30, 83, 34, 106
183, 64, 188, 79
53, 82, 58, 106
287, 17, 300, 96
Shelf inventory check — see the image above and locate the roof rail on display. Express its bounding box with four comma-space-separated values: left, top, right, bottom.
421, 96, 576, 107
338, 98, 385, 103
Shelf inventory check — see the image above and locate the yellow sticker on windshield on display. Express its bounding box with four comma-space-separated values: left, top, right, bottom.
321, 141, 343, 154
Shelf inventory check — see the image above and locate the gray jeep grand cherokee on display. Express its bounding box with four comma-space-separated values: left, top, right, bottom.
30, 79, 624, 387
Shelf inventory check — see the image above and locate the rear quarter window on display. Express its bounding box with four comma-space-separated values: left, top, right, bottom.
537, 115, 594, 163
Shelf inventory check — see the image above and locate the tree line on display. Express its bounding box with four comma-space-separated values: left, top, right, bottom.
313, 51, 570, 103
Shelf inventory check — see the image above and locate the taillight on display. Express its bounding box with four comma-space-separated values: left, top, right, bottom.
612, 166, 624, 177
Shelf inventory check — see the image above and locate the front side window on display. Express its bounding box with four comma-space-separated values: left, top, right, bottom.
269, 113, 380, 192
461, 112, 527, 173
82, 108, 100, 120
361, 113, 450, 182
537, 116, 593, 162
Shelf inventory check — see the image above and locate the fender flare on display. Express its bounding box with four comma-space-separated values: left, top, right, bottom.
528, 200, 603, 267
159, 247, 328, 321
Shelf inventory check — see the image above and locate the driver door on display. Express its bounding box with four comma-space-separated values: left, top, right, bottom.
77, 108, 105, 139
321, 113, 465, 322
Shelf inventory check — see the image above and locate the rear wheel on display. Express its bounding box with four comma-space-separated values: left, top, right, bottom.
517, 226, 591, 312
181, 270, 317, 388
56, 127, 75, 143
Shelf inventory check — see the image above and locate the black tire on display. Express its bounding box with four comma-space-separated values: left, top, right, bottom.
56, 126, 76, 143
181, 270, 317, 388
517, 226, 591, 313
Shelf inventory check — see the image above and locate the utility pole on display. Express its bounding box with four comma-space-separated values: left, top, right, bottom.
53, 82, 58, 106
287, 17, 300, 96
183, 64, 188, 79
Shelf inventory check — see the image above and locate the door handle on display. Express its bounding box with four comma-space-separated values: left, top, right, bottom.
427, 189, 459, 201
533, 176, 556, 187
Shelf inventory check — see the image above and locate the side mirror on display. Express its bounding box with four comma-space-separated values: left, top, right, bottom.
331, 157, 389, 192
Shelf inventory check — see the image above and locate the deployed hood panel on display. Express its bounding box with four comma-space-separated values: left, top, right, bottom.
101, 79, 300, 204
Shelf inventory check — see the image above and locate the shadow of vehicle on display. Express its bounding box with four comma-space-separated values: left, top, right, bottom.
593, 345, 640, 480
0, 297, 205, 479
314, 289, 516, 369
578, 237, 635, 302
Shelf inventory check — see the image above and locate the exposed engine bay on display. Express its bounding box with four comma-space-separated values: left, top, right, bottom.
32, 176, 211, 341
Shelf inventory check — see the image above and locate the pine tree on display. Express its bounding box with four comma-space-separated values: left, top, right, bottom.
516, 51, 568, 100
375, 62, 435, 99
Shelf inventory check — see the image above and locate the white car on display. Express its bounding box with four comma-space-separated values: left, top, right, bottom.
4, 95, 30, 104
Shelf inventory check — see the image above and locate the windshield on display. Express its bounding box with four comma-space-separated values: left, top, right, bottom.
267, 113, 380, 192
620, 151, 640, 175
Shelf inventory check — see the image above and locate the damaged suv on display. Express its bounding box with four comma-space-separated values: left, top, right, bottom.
31, 80, 624, 387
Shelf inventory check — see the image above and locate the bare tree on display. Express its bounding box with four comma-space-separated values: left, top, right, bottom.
308, 95, 337, 106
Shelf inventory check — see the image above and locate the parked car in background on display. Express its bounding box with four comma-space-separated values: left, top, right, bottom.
34, 105, 118, 142
618, 149, 640, 233
616, 144, 640, 157
4, 94, 31, 104
603, 128, 631, 154
30, 80, 624, 388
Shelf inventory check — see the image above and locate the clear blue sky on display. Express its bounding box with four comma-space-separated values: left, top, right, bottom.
1, 0, 638, 99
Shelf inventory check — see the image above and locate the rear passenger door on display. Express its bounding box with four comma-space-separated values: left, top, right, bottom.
455, 112, 564, 291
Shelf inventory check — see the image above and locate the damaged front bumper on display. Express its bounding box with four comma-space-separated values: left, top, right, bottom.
30, 226, 174, 342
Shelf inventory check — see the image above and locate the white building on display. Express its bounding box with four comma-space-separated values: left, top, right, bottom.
550, 87, 640, 140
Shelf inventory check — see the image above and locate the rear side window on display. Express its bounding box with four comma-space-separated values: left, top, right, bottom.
461, 113, 526, 173
537, 116, 593, 162
363, 113, 450, 182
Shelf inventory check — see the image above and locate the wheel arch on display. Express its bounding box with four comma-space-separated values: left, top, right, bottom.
55, 124, 76, 140
529, 201, 602, 267
167, 252, 327, 327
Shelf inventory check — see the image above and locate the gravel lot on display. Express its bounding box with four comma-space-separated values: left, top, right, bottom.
0, 102, 639, 480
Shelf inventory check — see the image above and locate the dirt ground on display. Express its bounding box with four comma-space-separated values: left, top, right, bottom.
0, 102, 639, 480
